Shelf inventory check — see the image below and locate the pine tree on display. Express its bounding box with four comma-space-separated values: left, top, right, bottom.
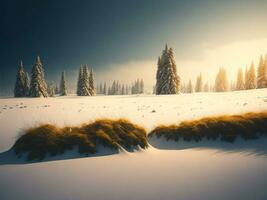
195, 73, 203, 92
168, 47, 180, 93
77, 66, 83, 96
110, 81, 115, 95
215, 67, 228, 92
60, 71, 67, 96
78, 65, 90, 96
99, 82, 103, 94
136, 79, 140, 94
236, 68, 244, 90
55, 84, 59, 95
88, 68, 96, 96
24, 72, 30, 96
118, 83, 122, 95
14, 61, 27, 97
122, 84, 125, 95
156, 45, 180, 94
103, 82, 107, 95
245, 67, 249, 90
126, 84, 129, 95
29, 56, 48, 97
248, 62, 256, 89
140, 79, 144, 93
156, 56, 163, 94
48, 82, 55, 97
108, 86, 111, 95
187, 80, 193, 93
257, 55, 267, 88
180, 83, 186, 93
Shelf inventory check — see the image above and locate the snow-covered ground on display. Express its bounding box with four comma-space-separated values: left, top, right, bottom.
1, 89, 267, 200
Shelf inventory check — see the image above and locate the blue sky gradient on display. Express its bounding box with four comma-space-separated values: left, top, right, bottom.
1, 0, 267, 93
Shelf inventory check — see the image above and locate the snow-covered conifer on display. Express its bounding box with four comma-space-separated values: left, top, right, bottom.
29, 56, 48, 97
81, 65, 90, 96
236, 68, 244, 90
88, 68, 96, 96
103, 82, 107, 95
187, 80, 193, 93
156, 56, 163, 94
14, 61, 27, 97
48, 82, 55, 97
257, 55, 267, 88
195, 73, 203, 92
60, 71, 67, 96
215, 67, 228, 92
77, 66, 83, 96
121, 84, 125, 95
140, 79, 144, 93
24, 72, 30, 96
248, 63, 256, 89
245, 67, 249, 90
156, 45, 179, 94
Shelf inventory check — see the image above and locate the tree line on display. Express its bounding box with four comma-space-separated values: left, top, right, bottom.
180, 58, 265, 93
96, 79, 144, 95
14, 56, 145, 97
14, 48, 267, 97
155, 44, 267, 94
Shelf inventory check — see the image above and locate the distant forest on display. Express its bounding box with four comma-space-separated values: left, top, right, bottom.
11, 45, 267, 97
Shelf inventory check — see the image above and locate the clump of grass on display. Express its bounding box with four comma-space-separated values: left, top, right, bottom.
13, 119, 148, 161
148, 112, 267, 143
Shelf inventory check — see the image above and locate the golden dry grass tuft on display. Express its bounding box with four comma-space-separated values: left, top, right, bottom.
13, 119, 148, 161
148, 112, 267, 143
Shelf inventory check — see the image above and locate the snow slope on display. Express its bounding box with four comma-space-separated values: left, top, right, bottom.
1, 89, 267, 200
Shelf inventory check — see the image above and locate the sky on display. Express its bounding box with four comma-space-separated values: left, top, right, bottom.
1, 0, 267, 94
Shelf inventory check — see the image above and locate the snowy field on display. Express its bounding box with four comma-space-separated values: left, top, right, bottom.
1, 89, 267, 200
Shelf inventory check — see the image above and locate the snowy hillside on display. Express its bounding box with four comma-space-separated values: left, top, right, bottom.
1, 89, 267, 151
1, 89, 267, 200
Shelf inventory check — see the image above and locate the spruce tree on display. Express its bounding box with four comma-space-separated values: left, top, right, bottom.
156, 56, 163, 94
168, 47, 180, 93
14, 61, 27, 97
136, 79, 140, 94
99, 82, 103, 94
88, 68, 95, 96
248, 63, 256, 89
24, 72, 30, 96
236, 68, 244, 90
80, 65, 90, 96
48, 82, 55, 97
77, 66, 83, 96
195, 73, 203, 92
60, 71, 67, 96
156, 45, 179, 94
29, 56, 48, 97
140, 79, 144, 93
126, 84, 129, 94
245, 67, 249, 90
187, 80, 193, 93
257, 55, 267, 88
55, 84, 59, 95
122, 84, 125, 95
215, 67, 228, 92
103, 82, 107, 95
108, 86, 111, 95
